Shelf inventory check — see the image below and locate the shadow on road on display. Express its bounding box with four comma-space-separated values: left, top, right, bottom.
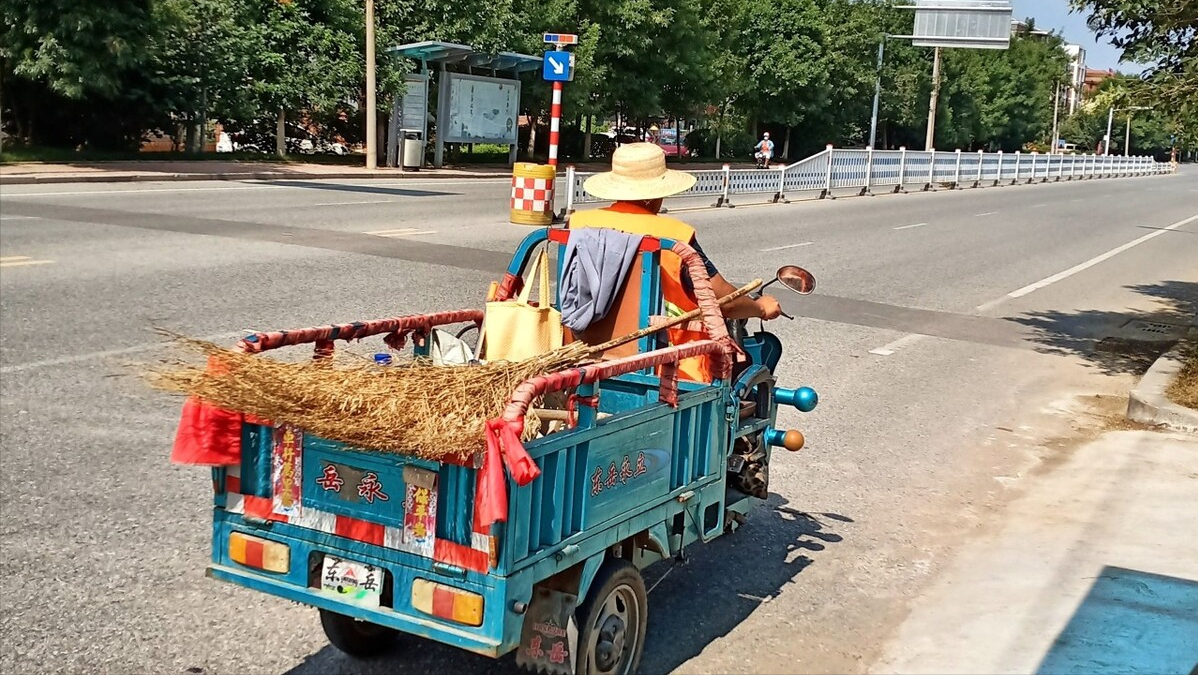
280, 496, 848, 675
1008, 280, 1198, 376
265, 180, 456, 198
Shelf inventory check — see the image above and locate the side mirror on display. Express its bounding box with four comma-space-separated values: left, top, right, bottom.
775, 265, 816, 295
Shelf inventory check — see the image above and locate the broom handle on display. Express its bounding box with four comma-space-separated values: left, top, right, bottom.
586, 278, 763, 355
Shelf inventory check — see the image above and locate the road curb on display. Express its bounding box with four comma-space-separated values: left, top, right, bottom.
1127, 343, 1198, 433
0, 170, 511, 185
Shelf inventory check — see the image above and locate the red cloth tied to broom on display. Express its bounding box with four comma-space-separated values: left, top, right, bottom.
170, 356, 242, 466
474, 419, 541, 530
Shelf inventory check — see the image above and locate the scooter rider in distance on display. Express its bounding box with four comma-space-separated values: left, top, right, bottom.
754, 132, 775, 168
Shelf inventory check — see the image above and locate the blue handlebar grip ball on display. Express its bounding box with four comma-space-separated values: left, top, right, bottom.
775, 386, 818, 413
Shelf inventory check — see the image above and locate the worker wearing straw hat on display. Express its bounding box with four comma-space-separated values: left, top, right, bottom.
570, 142, 782, 382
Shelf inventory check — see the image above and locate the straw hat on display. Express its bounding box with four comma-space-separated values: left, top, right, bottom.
583, 142, 697, 201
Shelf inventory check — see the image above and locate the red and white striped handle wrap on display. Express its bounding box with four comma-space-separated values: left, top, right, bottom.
667, 239, 734, 377
234, 310, 484, 356
499, 339, 730, 425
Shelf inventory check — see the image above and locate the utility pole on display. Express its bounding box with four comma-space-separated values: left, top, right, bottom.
365, 0, 377, 170
925, 46, 942, 151
868, 38, 886, 149
1050, 82, 1061, 154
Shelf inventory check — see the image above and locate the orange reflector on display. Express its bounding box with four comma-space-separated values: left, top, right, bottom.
411, 578, 484, 626
229, 532, 290, 574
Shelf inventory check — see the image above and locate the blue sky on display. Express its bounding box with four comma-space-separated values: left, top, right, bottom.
1008, 0, 1139, 72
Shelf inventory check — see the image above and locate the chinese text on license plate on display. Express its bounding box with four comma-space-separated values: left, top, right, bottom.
320, 556, 382, 608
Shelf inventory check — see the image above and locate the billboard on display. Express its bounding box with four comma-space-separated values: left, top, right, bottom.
911, 0, 1012, 50
442, 73, 520, 145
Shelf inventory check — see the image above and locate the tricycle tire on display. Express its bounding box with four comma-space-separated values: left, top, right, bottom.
319, 609, 396, 658
575, 560, 648, 675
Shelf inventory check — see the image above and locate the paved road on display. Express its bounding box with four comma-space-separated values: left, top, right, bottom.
2, 169, 1196, 675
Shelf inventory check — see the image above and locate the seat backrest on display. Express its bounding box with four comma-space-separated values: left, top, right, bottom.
564, 253, 647, 360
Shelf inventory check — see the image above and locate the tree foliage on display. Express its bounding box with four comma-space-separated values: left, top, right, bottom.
0, 0, 1104, 158
1070, 0, 1197, 151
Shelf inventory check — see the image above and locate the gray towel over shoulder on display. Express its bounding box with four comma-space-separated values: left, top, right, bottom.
558, 228, 642, 332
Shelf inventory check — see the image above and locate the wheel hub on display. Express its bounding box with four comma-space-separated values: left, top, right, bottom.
595, 614, 627, 671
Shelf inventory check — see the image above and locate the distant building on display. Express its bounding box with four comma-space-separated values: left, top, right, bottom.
1063, 44, 1086, 114
1010, 18, 1051, 39
1084, 68, 1115, 97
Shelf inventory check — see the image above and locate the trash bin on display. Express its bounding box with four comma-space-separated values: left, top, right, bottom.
510, 162, 556, 226
401, 132, 423, 170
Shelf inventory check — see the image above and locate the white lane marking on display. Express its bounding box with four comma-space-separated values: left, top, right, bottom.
975, 211, 997, 217
759, 241, 813, 252
314, 199, 394, 206
894, 222, 928, 230
0, 256, 31, 262
365, 228, 436, 237
976, 213, 1198, 312
869, 333, 925, 356
0, 215, 39, 220
1030, 204, 1048, 208
0, 259, 54, 268
0, 330, 247, 375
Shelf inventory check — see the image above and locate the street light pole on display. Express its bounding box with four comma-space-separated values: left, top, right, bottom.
1122, 106, 1152, 157
868, 38, 886, 150
1125, 113, 1132, 157
1104, 105, 1114, 156
365, 0, 377, 170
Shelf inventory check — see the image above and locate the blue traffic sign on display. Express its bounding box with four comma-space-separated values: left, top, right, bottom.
542, 51, 573, 82
543, 33, 578, 45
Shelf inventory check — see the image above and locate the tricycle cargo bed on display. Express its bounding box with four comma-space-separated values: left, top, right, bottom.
210, 373, 730, 655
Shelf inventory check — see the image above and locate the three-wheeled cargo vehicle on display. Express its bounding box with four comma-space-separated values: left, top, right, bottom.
191, 228, 818, 674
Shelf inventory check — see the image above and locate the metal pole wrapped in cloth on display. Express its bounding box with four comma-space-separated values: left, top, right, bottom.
510, 162, 556, 226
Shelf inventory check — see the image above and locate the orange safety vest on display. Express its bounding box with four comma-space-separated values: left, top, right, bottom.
569, 203, 714, 382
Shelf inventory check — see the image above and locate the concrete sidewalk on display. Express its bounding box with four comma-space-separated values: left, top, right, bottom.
0, 159, 734, 185
871, 429, 1198, 675
0, 160, 511, 185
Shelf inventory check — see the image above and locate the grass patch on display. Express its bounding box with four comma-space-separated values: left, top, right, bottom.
1166, 340, 1198, 410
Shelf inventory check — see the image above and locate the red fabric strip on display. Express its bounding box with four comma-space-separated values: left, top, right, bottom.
334, 516, 385, 546
243, 495, 273, 520
433, 539, 489, 574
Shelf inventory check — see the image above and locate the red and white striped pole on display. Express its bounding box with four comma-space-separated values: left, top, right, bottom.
548, 80, 563, 166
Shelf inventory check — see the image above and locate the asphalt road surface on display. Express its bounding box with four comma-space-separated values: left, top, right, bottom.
2, 168, 1196, 675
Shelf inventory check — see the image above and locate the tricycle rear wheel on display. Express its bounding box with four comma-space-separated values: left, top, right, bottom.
575, 560, 648, 675
319, 608, 397, 658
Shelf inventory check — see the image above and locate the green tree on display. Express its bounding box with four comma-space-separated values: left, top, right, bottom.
1070, 0, 1198, 154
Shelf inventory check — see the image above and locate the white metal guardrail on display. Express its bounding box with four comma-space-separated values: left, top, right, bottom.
562, 144, 1175, 212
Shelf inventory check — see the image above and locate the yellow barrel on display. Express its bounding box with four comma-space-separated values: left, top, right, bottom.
509, 163, 556, 226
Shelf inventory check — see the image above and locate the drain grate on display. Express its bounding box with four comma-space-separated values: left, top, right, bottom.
1120, 319, 1186, 338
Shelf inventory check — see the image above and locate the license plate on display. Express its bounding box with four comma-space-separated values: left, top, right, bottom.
319, 556, 383, 609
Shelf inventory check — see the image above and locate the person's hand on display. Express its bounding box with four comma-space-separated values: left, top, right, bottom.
756, 295, 782, 320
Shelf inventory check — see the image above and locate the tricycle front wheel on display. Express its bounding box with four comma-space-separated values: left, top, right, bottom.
576, 560, 648, 675
319, 608, 397, 658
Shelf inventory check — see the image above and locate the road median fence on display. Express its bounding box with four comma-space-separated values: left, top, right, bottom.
562, 145, 1175, 213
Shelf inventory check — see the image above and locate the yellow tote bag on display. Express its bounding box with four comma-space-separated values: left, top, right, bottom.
483, 248, 563, 362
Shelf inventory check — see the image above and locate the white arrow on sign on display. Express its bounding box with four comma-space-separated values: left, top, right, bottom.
548, 55, 565, 75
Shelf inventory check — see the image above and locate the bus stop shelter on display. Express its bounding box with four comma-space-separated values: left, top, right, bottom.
386, 41, 540, 168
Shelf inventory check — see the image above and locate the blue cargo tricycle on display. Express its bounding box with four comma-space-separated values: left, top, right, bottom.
196, 228, 818, 674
